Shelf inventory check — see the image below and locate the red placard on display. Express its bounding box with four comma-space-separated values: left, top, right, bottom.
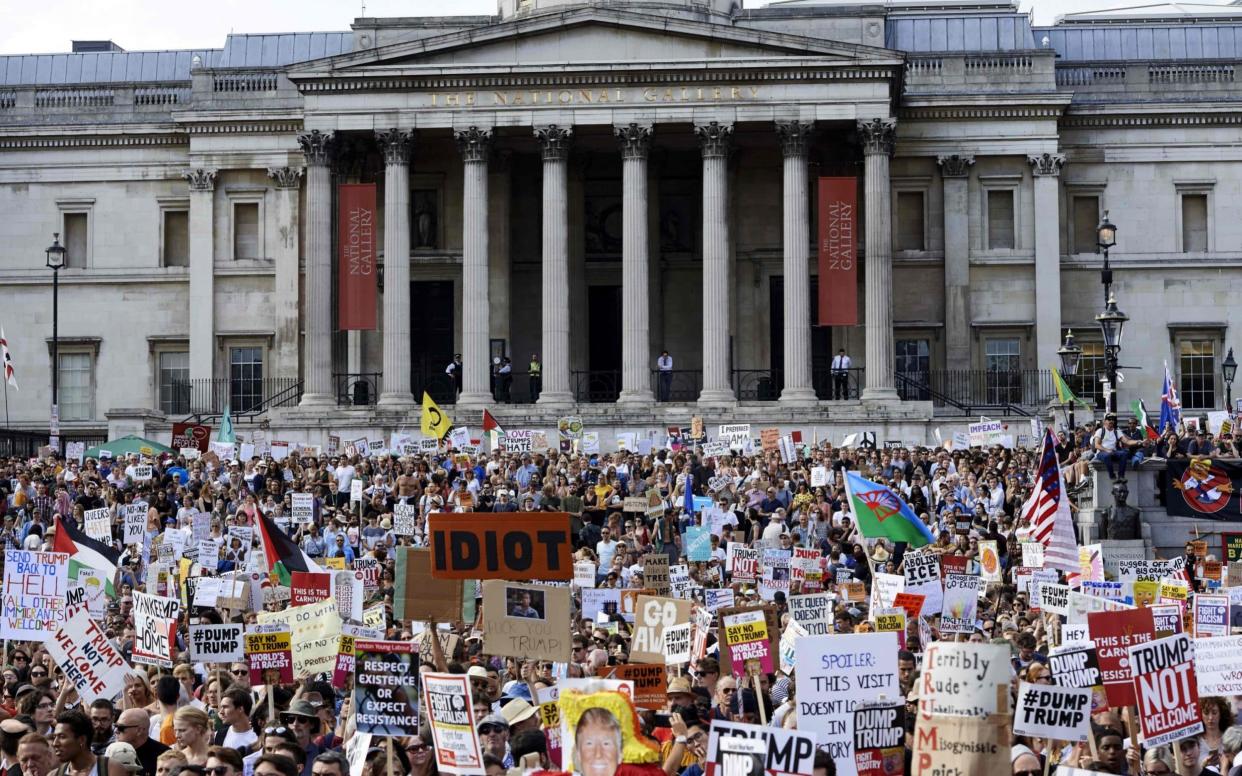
1087, 608, 1157, 707
338, 183, 377, 330
170, 423, 211, 452
817, 177, 857, 326
940, 555, 968, 578
290, 571, 332, 606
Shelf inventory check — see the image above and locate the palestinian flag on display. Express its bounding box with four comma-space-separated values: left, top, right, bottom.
1131, 399, 1159, 441
256, 513, 321, 586
53, 515, 120, 594
482, 409, 504, 451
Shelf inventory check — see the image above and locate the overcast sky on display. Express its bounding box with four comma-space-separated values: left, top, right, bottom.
0, 0, 1201, 55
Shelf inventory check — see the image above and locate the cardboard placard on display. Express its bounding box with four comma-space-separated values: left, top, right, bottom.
919, 642, 1011, 717
912, 714, 1009, 776
429, 513, 573, 580
642, 553, 671, 596
480, 581, 571, 662
704, 720, 818, 776
394, 547, 464, 623
1, 550, 69, 640
630, 595, 693, 664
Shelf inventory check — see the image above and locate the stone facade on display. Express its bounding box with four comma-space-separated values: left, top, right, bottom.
2, 0, 1242, 443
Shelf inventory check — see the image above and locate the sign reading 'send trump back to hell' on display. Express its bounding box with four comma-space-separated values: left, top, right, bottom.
430, 513, 573, 580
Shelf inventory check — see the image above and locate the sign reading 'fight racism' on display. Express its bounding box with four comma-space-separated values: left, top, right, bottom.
429, 513, 573, 580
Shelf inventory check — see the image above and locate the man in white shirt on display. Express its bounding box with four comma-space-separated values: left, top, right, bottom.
333, 459, 355, 508
830, 349, 852, 400
596, 526, 620, 568
657, 350, 673, 402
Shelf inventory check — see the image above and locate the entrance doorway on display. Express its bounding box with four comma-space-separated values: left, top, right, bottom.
586, 284, 622, 401
411, 280, 455, 403
769, 276, 833, 398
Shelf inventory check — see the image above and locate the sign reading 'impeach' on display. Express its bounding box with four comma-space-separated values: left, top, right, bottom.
430, 513, 573, 580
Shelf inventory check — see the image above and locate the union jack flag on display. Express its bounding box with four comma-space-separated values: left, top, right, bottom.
0, 327, 15, 390
1022, 428, 1079, 574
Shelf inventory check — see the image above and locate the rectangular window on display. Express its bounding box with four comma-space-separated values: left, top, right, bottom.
1180, 339, 1216, 409
895, 191, 925, 252
229, 347, 263, 413
162, 210, 189, 267
63, 213, 89, 268
1181, 194, 1208, 253
1072, 195, 1099, 255
233, 202, 260, 260
57, 352, 93, 421
1072, 341, 1106, 408
985, 337, 1021, 404
986, 190, 1015, 250
158, 351, 190, 416
896, 338, 931, 401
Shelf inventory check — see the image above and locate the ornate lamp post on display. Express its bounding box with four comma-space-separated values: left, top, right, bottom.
45, 234, 66, 423
1058, 330, 1083, 429
1223, 347, 1237, 412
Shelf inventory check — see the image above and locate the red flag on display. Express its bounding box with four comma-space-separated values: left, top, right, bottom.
482, 409, 503, 435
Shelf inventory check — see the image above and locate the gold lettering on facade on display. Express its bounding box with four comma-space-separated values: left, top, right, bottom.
429, 86, 761, 108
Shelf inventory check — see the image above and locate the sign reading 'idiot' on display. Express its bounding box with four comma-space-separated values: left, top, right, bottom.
429, 513, 573, 580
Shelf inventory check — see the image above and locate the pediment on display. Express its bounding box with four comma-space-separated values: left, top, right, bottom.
288, 6, 902, 77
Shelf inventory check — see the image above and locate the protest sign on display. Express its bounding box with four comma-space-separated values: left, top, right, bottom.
1050, 647, 1103, 691
45, 607, 130, 704
131, 465, 153, 482
919, 642, 1011, 717
705, 588, 735, 613
429, 513, 572, 580
290, 493, 314, 524
1128, 633, 1204, 747
871, 573, 903, 610
940, 574, 981, 635
852, 700, 905, 776
704, 720, 818, 776
1088, 608, 1157, 707
619, 588, 652, 623
788, 593, 834, 635
334, 571, 364, 623
246, 631, 294, 685
1194, 594, 1230, 637
1013, 682, 1091, 742
630, 595, 692, 664
663, 622, 692, 666
291, 571, 333, 606
719, 423, 752, 447
354, 640, 420, 736
872, 609, 906, 648
902, 550, 942, 616
393, 503, 419, 536
256, 599, 342, 677
891, 592, 925, 622
1021, 542, 1045, 569
642, 553, 671, 596
2, 550, 70, 640
728, 545, 759, 582
1193, 635, 1242, 695
978, 540, 1002, 583
581, 588, 621, 622
795, 632, 899, 776
685, 527, 712, 562
481, 581, 571, 662
720, 606, 777, 676
131, 592, 179, 668
188, 624, 244, 663
913, 713, 1009, 776
72, 568, 107, 619
121, 505, 146, 546
421, 673, 484, 774
967, 419, 1005, 447
1036, 582, 1071, 616
395, 547, 464, 623
573, 561, 597, 589
83, 508, 111, 541
597, 663, 668, 709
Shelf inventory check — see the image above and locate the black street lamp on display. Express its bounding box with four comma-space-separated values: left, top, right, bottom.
1223, 347, 1237, 411
1096, 295, 1129, 414
46, 233, 66, 421
1058, 329, 1083, 429
1097, 210, 1117, 305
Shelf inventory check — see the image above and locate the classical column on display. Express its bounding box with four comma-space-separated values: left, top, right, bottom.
183, 169, 216, 403
1029, 152, 1065, 372
296, 130, 335, 406
938, 154, 974, 371
696, 121, 736, 404
535, 125, 574, 406
375, 128, 415, 408
776, 120, 817, 403
455, 126, 492, 407
266, 166, 303, 381
616, 123, 655, 405
859, 118, 899, 401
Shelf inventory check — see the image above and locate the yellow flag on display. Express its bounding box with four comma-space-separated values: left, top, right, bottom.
421, 391, 451, 439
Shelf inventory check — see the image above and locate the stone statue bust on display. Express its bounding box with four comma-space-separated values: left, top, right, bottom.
1104, 480, 1140, 540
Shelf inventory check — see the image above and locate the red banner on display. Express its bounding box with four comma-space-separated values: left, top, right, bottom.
817, 177, 857, 326
170, 423, 211, 452
1087, 608, 1156, 707
338, 184, 377, 330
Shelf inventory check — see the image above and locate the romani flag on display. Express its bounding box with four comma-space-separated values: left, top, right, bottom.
256, 512, 321, 586
1131, 399, 1159, 441
843, 470, 935, 548
53, 515, 120, 594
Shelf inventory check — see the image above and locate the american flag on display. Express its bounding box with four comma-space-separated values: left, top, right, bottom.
1022, 428, 1080, 574
0, 327, 15, 390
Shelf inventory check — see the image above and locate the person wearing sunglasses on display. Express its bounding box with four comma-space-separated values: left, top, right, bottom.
403, 730, 435, 776
1011, 748, 1042, 776
115, 709, 168, 776
476, 715, 511, 768
227, 666, 250, 690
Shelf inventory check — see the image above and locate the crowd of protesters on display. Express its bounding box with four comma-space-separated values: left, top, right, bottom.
0, 415, 1239, 776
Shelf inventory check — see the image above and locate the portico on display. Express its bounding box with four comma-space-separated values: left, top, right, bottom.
286, 6, 905, 409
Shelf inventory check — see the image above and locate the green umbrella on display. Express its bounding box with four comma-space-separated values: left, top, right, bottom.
83, 435, 174, 460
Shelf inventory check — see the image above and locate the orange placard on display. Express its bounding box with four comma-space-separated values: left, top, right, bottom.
596, 664, 668, 709
892, 592, 926, 621
429, 512, 573, 580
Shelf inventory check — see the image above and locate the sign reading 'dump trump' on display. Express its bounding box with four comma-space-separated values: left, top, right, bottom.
429, 513, 573, 580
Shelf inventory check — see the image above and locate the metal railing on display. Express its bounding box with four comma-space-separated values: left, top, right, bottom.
896, 369, 1051, 415
175, 378, 302, 422
571, 371, 621, 403
811, 367, 864, 400
0, 430, 106, 458
732, 369, 782, 401
412, 364, 459, 406
655, 369, 702, 402
335, 373, 382, 406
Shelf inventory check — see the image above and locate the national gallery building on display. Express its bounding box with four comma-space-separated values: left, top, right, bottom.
2, 0, 1241, 444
